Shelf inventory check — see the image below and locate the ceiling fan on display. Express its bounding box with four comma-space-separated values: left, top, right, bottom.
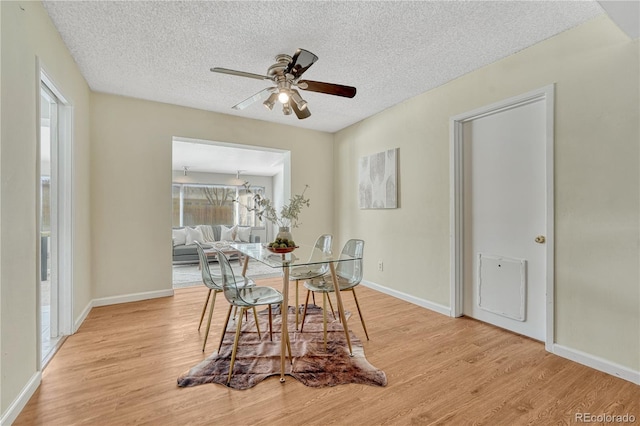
211, 48, 356, 120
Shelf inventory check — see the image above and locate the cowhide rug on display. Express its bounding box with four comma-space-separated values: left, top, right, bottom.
177, 305, 387, 390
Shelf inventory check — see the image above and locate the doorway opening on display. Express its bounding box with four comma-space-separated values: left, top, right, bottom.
39, 70, 73, 367
170, 137, 290, 289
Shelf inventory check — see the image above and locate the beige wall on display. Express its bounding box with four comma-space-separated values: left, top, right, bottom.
334, 15, 639, 371
90, 93, 334, 299
0, 0, 92, 415
0, 0, 3, 413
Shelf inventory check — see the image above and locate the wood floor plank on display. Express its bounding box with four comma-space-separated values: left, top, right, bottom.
15, 280, 640, 425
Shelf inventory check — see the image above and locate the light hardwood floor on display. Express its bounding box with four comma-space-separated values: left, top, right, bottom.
16, 278, 640, 425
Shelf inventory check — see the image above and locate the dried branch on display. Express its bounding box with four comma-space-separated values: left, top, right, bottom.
236, 183, 310, 228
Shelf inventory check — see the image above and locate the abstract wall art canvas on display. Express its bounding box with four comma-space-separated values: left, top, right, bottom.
358, 148, 398, 209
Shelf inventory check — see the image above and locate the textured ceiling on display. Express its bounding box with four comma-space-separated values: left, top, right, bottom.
42, 1, 604, 133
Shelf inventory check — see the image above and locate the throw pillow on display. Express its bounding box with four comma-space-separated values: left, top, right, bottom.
172, 228, 187, 246
236, 226, 251, 243
220, 225, 237, 242
185, 227, 205, 246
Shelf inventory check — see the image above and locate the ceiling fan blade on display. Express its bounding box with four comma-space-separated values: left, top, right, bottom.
297, 80, 356, 98
211, 67, 270, 81
291, 101, 311, 120
286, 49, 318, 79
232, 87, 275, 110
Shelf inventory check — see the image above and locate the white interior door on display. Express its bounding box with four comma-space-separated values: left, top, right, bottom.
462, 97, 548, 341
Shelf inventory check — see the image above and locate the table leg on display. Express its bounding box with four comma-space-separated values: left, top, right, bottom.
295, 281, 299, 330
241, 254, 249, 277
330, 262, 353, 356
280, 264, 290, 383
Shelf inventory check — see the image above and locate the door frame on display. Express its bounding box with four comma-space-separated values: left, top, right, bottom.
449, 84, 555, 350
37, 62, 74, 369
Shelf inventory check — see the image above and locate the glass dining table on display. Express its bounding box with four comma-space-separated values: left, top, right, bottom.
229, 242, 361, 383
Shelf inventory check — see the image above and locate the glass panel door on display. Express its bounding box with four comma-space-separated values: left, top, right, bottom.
40, 85, 60, 362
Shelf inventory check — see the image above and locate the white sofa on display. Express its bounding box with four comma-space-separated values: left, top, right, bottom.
172, 225, 253, 263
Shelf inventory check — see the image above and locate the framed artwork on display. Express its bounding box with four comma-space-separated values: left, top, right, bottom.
358, 148, 398, 209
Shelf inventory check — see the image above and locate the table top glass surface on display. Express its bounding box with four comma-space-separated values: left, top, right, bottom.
229, 243, 360, 269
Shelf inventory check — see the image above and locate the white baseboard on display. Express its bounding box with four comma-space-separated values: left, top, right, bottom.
0, 371, 41, 426
92, 289, 174, 307
361, 279, 452, 316
360, 280, 639, 386
553, 344, 640, 385
74, 300, 93, 333
74, 289, 174, 329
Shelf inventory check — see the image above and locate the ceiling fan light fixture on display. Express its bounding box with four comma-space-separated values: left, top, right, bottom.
291, 91, 307, 110
263, 93, 278, 110
232, 170, 245, 186
212, 48, 356, 120
278, 91, 290, 104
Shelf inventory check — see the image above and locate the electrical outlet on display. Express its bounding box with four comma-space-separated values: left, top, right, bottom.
378, 260, 384, 272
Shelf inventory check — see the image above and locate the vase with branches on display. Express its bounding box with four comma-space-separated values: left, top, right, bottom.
237, 183, 310, 244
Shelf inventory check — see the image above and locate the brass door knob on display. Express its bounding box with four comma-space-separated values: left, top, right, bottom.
535, 235, 546, 244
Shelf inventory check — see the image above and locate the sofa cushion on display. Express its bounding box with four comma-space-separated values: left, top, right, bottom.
220, 225, 236, 241
172, 228, 187, 246
236, 226, 251, 243
174, 242, 212, 255
173, 244, 196, 255
185, 226, 205, 245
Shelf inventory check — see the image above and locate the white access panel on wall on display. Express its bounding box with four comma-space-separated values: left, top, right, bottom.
478, 254, 526, 321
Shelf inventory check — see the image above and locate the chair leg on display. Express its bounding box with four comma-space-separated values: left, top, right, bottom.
268, 304, 273, 341
300, 290, 311, 332
198, 289, 212, 331
252, 307, 261, 339
227, 307, 245, 386
351, 289, 369, 340
218, 304, 233, 352
232, 305, 248, 321
326, 291, 337, 320
322, 292, 328, 350
202, 290, 218, 352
